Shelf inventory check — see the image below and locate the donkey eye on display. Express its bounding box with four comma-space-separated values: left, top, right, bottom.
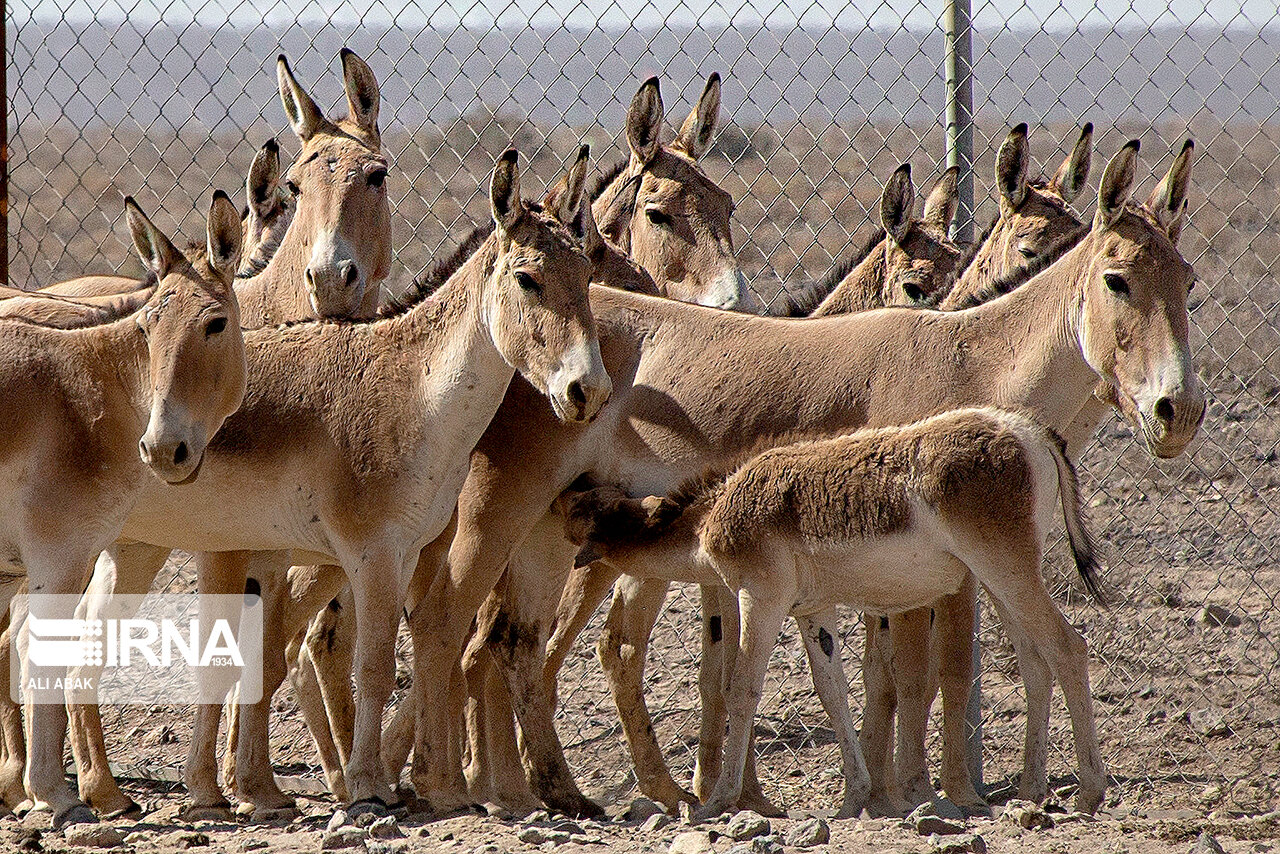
645, 208, 672, 227
514, 271, 542, 295
1103, 273, 1129, 296
204, 316, 228, 337
367, 168, 387, 188
903, 283, 925, 302
1018, 246, 1038, 260
286, 179, 301, 197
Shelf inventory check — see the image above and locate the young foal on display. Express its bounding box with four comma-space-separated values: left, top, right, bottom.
554, 406, 1105, 817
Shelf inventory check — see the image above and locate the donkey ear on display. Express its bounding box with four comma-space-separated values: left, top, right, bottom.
675, 73, 721, 161
880, 163, 914, 246
340, 48, 380, 142
278, 55, 326, 142
922, 166, 959, 233
627, 76, 664, 166
544, 144, 591, 234
1094, 139, 1141, 230
996, 122, 1030, 214
1167, 198, 1189, 246
1049, 121, 1093, 203
573, 541, 604, 569
246, 138, 282, 218
125, 197, 183, 279
490, 149, 524, 232
1145, 139, 1193, 240
206, 190, 243, 282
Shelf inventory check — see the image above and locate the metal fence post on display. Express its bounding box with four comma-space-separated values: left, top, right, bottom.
2, 0, 8, 287
944, 0, 983, 792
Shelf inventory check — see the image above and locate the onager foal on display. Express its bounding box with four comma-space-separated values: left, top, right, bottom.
555, 406, 1107, 818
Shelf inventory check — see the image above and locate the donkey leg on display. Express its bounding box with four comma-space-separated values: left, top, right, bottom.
543, 562, 621, 714
934, 577, 989, 814
69, 542, 171, 817
693, 584, 727, 800
860, 615, 908, 817
797, 609, 870, 818
988, 597, 1053, 804
475, 646, 540, 814
714, 587, 783, 817
301, 588, 357, 796
599, 576, 695, 813
0, 608, 27, 812
696, 570, 793, 820
890, 608, 937, 808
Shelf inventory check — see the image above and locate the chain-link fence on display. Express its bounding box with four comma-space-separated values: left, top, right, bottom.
8, 0, 1280, 817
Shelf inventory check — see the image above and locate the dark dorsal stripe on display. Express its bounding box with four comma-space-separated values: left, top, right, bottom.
777, 227, 888, 318
235, 227, 287, 280
949, 213, 999, 285
590, 159, 628, 202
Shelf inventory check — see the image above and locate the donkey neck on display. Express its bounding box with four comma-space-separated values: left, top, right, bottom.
234, 233, 316, 327
813, 242, 887, 315
955, 237, 1099, 428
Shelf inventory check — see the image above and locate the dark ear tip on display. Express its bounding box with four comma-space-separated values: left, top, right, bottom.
263, 137, 279, 153
1126, 139, 1141, 153
212, 189, 231, 203
642, 75, 660, 87
895, 162, 911, 177
1182, 139, 1195, 153
577, 143, 590, 161
499, 148, 519, 165
340, 47, 355, 59
1012, 121, 1029, 135
1082, 121, 1094, 135
277, 54, 289, 67
707, 71, 722, 85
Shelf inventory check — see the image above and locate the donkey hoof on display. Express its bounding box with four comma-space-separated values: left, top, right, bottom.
101, 800, 145, 821
179, 802, 235, 823
347, 798, 392, 822
236, 801, 300, 823
53, 803, 98, 830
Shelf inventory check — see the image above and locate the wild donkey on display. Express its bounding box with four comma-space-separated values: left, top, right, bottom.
0, 194, 248, 827
535, 121, 1097, 815
22, 49, 399, 823
403, 137, 1199, 821
33, 148, 608, 830
556, 405, 1106, 817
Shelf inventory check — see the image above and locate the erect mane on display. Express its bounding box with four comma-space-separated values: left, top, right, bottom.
947, 211, 1000, 288
384, 221, 496, 316
943, 220, 1089, 310
590, 159, 629, 202
774, 227, 888, 318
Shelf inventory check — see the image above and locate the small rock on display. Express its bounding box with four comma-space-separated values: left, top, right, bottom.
1000, 799, 1053, 830
544, 831, 572, 845
859, 818, 887, 831
786, 817, 830, 847
147, 724, 176, 745
1054, 812, 1096, 824
327, 810, 353, 832
750, 835, 784, 854
932, 832, 987, 853
1197, 605, 1241, 628
550, 821, 584, 836
238, 839, 270, 852
63, 823, 126, 848
1200, 783, 1224, 803
932, 798, 967, 820
470, 845, 504, 854
439, 832, 455, 841
668, 830, 715, 854
322, 826, 369, 851
642, 814, 673, 832
677, 801, 695, 825
916, 815, 966, 836
625, 798, 664, 822
13, 828, 43, 853
569, 835, 603, 845
175, 831, 211, 848
1189, 709, 1231, 737
517, 827, 548, 845
124, 831, 155, 844
725, 810, 771, 841
726, 847, 753, 854
368, 816, 404, 840
1192, 832, 1226, 854
524, 810, 551, 825
367, 843, 409, 854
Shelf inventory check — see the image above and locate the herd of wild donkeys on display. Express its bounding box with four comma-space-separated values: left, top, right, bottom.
0, 48, 1205, 834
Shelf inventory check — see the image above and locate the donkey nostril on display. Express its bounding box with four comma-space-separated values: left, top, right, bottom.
344, 264, 359, 288
304, 268, 316, 291
138, 439, 149, 460
568, 380, 587, 409
173, 442, 189, 466
1155, 397, 1175, 423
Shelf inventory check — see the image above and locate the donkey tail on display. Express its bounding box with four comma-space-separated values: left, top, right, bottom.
1046, 428, 1105, 605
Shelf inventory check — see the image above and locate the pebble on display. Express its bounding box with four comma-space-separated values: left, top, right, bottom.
785, 816, 830, 847
625, 798, 665, 822
642, 813, 673, 832
1000, 799, 1053, 830
368, 816, 405, 839
725, 810, 771, 841
931, 832, 987, 853
321, 826, 369, 851
749, 835, 784, 854
1188, 708, 1231, 737
668, 830, 715, 854
1192, 832, 1227, 854
238, 839, 270, 852
327, 810, 352, 832
524, 810, 551, 825
63, 823, 126, 848
1197, 605, 1241, 627
915, 815, 966, 836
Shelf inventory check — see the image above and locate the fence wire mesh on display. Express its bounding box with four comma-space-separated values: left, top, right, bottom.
7, 0, 1280, 817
